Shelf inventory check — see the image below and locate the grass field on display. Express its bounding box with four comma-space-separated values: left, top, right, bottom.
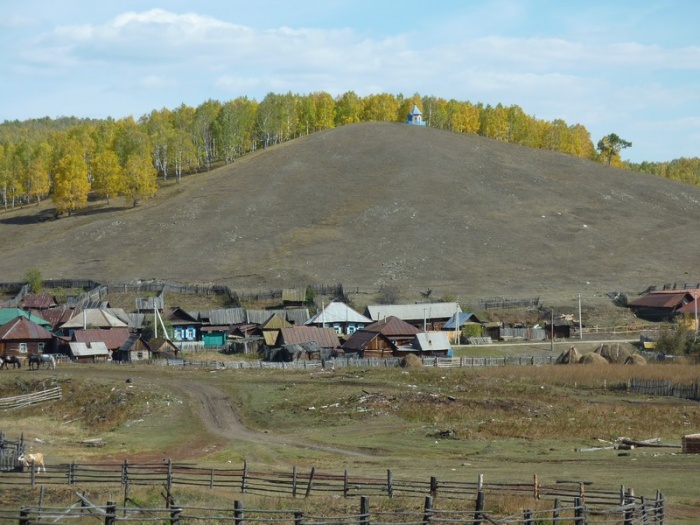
1, 358, 699, 522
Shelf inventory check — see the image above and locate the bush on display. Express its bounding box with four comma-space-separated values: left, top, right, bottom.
23, 268, 43, 293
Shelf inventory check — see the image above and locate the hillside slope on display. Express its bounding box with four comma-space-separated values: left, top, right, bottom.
0, 122, 698, 301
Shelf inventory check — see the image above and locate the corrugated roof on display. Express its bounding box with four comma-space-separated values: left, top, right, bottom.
285, 308, 310, 325
69, 341, 109, 357
0, 308, 52, 328
40, 308, 75, 329
628, 293, 692, 309
277, 326, 340, 349
364, 316, 421, 337
365, 302, 461, 321
341, 330, 387, 352
197, 308, 246, 325
413, 332, 452, 352
61, 309, 128, 329
262, 314, 292, 329
442, 312, 482, 330
247, 309, 284, 325
0, 316, 54, 341
306, 302, 372, 325
21, 293, 58, 310
72, 327, 131, 350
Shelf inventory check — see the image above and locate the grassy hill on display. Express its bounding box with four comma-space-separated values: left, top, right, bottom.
0, 122, 698, 304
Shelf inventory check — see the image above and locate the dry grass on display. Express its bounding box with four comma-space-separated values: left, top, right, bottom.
1, 122, 699, 302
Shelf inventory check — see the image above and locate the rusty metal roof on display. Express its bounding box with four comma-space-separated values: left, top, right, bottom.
628, 292, 693, 309
363, 316, 422, 337
21, 293, 58, 310
277, 326, 340, 349
0, 316, 54, 341
72, 327, 131, 350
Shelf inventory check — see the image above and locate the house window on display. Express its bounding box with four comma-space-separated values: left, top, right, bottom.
38, 343, 45, 353
19, 343, 27, 353
174, 327, 184, 341
347, 325, 357, 334
137, 352, 143, 360
333, 324, 342, 334
185, 327, 196, 340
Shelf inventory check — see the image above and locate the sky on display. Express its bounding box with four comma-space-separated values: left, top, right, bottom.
1, 0, 698, 163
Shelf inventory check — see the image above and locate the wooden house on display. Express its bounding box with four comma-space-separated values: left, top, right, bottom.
261, 314, 292, 346
72, 327, 131, 358
149, 338, 180, 359
305, 302, 372, 335
20, 293, 58, 311
364, 302, 461, 331
194, 308, 246, 348
59, 308, 128, 336
115, 334, 152, 363
341, 330, 396, 358
67, 342, 110, 363
362, 316, 422, 347
282, 288, 307, 308
0, 316, 55, 358
275, 326, 340, 352
163, 307, 201, 343
628, 290, 696, 322
441, 312, 483, 343
403, 332, 453, 357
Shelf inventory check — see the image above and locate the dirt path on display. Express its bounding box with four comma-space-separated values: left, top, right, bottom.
172, 379, 370, 458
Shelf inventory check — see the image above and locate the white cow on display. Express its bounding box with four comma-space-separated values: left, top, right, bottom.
18, 452, 46, 473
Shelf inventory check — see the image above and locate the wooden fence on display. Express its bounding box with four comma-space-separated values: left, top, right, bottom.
0, 460, 657, 506
628, 378, 700, 401
0, 492, 665, 525
0, 387, 62, 410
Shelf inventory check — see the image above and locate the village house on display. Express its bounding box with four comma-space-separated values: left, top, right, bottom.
628, 290, 696, 322
305, 301, 372, 335
0, 316, 55, 358
364, 302, 461, 331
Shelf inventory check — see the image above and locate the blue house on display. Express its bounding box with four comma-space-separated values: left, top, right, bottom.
406, 104, 426, 126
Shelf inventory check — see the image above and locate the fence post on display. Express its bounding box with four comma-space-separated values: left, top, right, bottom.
552, 498, 560, 523
474, 490, 485, 525
387, 469, 393, 498
19, 507, 29, 525
640, 496, 649, 525
523, 509, 533, 525
166, 459, 173, 493
533, 474, 539, 499
624, 488, 635, 525
104, 501, 116, 525
241, 461, 248, 493
294, 510, 304, 525
234, 500, 244, 525
292, 466, 298, 498
430, 476, 437, 498
359, 496, 370, 525
574, 497, 584, 525
655, 491, 665, 525
422, 496, 433, 525
170, 505, 182, 525
305, 467, 316, 498
343, 469, 349, 498
30, 462, 35, 487
69, 461, 76, 485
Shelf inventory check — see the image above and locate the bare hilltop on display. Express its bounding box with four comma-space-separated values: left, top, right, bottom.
1, 122, 698, 303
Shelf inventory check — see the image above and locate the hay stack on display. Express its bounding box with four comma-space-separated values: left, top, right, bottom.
579, 352, 609, 365
624, 354, 647, 365
595, 343, 632, 364
555, 346, 582, 364
400, 353, 423, 368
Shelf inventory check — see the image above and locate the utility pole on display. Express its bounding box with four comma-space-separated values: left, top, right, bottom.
550, 308, 554, 352
578, 293, 583, 340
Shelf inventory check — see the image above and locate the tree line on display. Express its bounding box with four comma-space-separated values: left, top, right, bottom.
0, 91, 696, 215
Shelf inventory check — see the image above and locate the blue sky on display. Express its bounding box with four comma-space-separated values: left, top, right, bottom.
1, 0, 698, 163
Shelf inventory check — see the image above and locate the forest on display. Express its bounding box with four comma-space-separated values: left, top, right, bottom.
0, 91, 698, 215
